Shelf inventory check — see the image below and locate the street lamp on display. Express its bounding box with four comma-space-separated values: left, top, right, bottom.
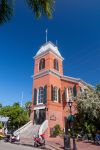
64, 118, 71, 150
68, 99, 73, 114
67, 99, 77, 150
64, 100, 73, 150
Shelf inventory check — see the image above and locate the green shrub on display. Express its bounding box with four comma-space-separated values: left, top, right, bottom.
0, 123, 3, 129
53, 124, 61, 136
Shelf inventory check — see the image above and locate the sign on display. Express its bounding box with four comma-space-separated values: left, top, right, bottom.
50, 115, 56, 121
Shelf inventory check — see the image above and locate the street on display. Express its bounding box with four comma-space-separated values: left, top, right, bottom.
0, 141, 40, 150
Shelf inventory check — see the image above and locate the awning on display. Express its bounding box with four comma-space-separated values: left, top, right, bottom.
34, 105, 46, 110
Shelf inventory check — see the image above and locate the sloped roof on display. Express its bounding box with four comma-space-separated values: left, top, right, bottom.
35, 41, 64, 59
61, 75, 91, 88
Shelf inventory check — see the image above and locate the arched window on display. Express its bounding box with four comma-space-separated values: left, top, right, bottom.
39, 58, 45, 70
54, 59, 59, 71
38, 87, 44, 104
53, 86, 58, 101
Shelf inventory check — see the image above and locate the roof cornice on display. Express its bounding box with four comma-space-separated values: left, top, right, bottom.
34, 41, 64, 60
61, 75, 91, 88
33, 69, 62, 80
34, 49, 64, 60
32, 70, 90, 88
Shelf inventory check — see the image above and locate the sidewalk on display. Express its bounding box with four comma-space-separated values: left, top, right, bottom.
6, 136, 100, 150
46, 136, 100, 150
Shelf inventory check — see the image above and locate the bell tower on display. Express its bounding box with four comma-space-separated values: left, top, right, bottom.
34, 41, 64, 76
32, 41, 64, 127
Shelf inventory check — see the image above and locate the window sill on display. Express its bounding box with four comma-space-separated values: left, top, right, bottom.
37, 103, 43, 105
53, 100, 58, 103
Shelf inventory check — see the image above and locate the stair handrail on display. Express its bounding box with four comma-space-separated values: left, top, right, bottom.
39, 120, 48, 137
14, 120, 32, 136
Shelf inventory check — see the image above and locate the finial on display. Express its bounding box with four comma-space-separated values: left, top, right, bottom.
45, 28, 48, 43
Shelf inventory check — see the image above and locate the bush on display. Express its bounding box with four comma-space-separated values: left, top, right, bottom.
0, 123, 3, 129
53, 124, 62, 136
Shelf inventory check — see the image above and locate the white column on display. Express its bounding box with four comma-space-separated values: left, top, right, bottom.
67, 88, 69, 102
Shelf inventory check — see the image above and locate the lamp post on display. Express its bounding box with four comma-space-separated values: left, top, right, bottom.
64, 117, 71, 150
68, 100, 73, 114
64, 100, 73, 150
67, 99, 77, 150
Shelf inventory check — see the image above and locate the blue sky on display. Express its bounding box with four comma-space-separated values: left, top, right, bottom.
0, 0, 100, 106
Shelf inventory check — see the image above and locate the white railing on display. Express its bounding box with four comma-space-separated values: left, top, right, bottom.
14, 120, 32, 136
39, 120, 48, 137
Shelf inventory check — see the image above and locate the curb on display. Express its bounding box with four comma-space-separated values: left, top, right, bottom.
48, 144, 62, 150
7, 141, 63, 150
11, 142, 52, 150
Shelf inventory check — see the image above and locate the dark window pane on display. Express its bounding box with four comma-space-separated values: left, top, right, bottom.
54, 59, 59, 71
39, 58, 45, 70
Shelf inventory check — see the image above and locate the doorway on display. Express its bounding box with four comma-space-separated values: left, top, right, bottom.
34, 109, 46, 125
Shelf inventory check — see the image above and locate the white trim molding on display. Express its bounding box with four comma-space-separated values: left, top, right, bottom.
34, 41, 64, 60
34, 105, 46, 110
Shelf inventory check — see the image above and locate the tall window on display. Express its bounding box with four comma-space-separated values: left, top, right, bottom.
68, 87, 73, 98
39, 58, 45, 70
38, 87, 44, 104
53, 86, 58, 101
54, 59, 59, 71
80, 87, 84, 93
68, 87, 73, 94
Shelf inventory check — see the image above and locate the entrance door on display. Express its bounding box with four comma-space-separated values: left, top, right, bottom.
34, 109, 46, 125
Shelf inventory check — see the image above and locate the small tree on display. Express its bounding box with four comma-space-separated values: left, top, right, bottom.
53, 124, 62, 136
0, 102, 29, 130
76, 86, 100, 134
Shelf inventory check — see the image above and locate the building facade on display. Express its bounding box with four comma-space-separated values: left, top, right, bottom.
31, 41, 88, 137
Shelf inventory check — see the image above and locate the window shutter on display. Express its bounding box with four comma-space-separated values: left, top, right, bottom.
43, 59, 45, 69
64, 88, 67, 101
73, 85, 77, 97
44, 85, 47, 104
34, 88, 37, 105
58, 88, 61, 103
39, 60, 41, 70
51, 85, 54, 101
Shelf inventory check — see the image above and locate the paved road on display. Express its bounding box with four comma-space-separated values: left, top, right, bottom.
0, 141, 40, 150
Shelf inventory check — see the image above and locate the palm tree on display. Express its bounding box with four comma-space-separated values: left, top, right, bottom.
0, 0, 55, 25
0, 0, 13, 24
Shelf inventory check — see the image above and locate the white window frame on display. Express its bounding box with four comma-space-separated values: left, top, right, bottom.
53, 86, 58, 102
68, 87, 73, 99
37, 87, 44, 105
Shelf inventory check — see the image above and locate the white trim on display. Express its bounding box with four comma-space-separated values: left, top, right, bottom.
39, 120, 48, 137
34, 41, 64, 60
37, 87, 44, 105
34, 106, 46, 110
34, 50, 64, 61
66, 88, 69, 102
33, 69, 62, 80
53, 86, 59, 102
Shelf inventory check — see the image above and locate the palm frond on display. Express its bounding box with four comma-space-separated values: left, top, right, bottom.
0, 0, 13, 25
26, 0, 55, 18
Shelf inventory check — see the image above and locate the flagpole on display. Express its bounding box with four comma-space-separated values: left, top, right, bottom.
46, 29, 48, 43
21, 91, 23, 107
